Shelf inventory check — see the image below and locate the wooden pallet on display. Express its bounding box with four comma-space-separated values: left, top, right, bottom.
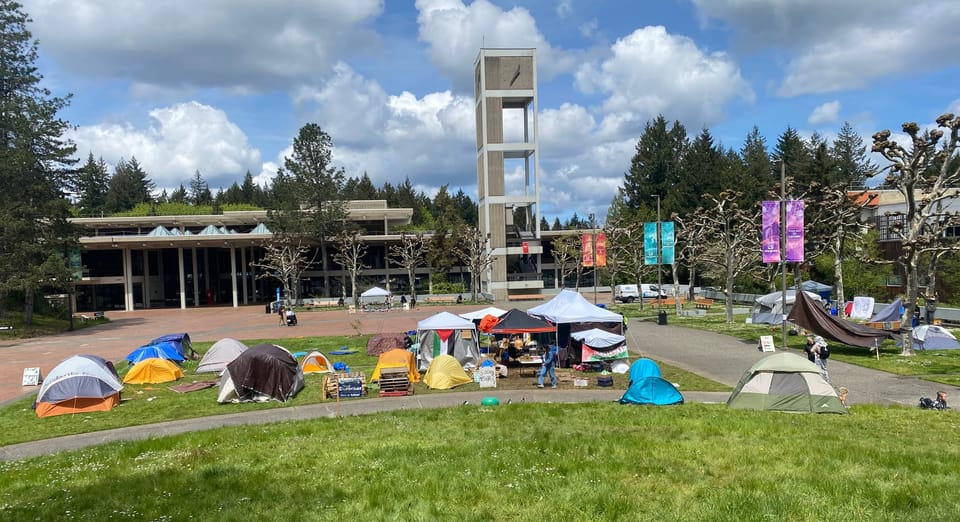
378, 367, 413, 396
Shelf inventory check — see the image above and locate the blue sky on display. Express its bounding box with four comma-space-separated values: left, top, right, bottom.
24, 0, 960, 222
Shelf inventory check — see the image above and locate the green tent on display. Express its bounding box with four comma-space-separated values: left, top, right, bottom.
727, 352, 847, 414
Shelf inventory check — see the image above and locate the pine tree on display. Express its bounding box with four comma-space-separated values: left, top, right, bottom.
831, 121, 876, 188
105, 156, 154, 212
75, 153, 110, 216
624, 115, 687, 216
0, 1, 78, 324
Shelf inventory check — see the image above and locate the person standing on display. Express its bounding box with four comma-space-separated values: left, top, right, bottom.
537, 345, 559, 389
924, 291, 938, 324
277, 304, 286, 326
811, 335, 830, 383
804, 334, 817, 363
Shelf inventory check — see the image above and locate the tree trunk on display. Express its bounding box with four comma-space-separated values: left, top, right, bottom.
900, 256, 919, 356
687, 265, 696, 301
724, 251, 735, 323
671, 262, 681, 314
320, 237, 330, 298
833, 233, 845, 318
24, 287, 35, 326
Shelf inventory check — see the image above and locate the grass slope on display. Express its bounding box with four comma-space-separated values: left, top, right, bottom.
1, 403, 958, 520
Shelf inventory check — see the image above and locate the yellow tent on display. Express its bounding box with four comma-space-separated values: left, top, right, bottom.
422, 354, 472, 389
300, 351, 334, 374
123, 358, 184, 384
370, 348, 420, 383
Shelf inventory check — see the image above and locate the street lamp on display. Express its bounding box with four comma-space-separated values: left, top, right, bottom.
655, 195, 666, 325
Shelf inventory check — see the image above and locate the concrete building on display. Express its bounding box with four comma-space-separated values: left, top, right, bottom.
474, 48, 544, 300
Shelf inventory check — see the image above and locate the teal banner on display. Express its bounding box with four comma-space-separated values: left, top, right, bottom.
661, 221, 675, 265
644, 222, 658, 265
69, 247, 83, 281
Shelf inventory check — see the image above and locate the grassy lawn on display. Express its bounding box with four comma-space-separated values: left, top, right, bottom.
2, 402, 958, 520
0, 311, 107, 340
0, 335, 727, 447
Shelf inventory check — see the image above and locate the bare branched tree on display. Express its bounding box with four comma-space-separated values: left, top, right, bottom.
872, 114, 960, 354
453, 225, 495, 301
332, 230, 368, 307
674, 213, 707, 301
551, 234, 581, 289
601, 215, 629, 290
617, 220, 654, 310
388, 232, 427, 300
693, 190, 760, 322
251, 239, 314, 305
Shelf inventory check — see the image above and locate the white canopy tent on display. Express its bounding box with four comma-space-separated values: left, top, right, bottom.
360, 286, 391, 298
458, 306, 508, 321
417, 311, 481, 370
528, 289, 623, 324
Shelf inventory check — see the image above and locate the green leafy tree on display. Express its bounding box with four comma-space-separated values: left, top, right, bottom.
0, 1, 78, 324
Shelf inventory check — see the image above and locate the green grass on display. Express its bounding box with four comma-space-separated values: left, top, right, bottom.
0, 335, 726, 446
0, 311, 106, 340
2, 402, 958, 520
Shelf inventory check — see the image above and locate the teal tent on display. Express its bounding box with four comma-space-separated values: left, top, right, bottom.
618, 358, 683, 405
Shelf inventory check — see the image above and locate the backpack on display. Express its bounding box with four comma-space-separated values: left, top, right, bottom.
818, 343, 830, 359
920, 397, 936, 409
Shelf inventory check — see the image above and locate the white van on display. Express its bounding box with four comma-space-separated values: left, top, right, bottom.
640, 284, 667, 299
614, 284, 640, 303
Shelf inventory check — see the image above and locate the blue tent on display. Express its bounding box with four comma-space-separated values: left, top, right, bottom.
148, 333, 195, 358
618, 358, 683, 406
126, 341, 186, 364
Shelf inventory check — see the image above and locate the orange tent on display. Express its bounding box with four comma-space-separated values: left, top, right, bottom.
370, 348, 420, 383
123, 358, 184, 384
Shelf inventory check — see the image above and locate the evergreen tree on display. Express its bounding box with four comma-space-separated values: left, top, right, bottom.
222, 181, 243, 205
169, 184, 188, 204
75, 153, 110, 216
189, 169, 212, 206
737, 126, 774, 206
539, 216, 550, 232
676, 128, 724, 215
104, 156, 154, 212
624, 115, 687, 216
551, 217, 562, 231
831, 121, 876, 188
452, 188, 477, 225
773, 126, 811, 184
0, 1, 78, 324
240, 171, 257, 204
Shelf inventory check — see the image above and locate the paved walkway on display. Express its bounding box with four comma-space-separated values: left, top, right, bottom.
1, 302, 956, 460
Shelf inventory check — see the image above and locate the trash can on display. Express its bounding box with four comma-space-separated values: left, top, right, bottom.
657, 310, 668, 325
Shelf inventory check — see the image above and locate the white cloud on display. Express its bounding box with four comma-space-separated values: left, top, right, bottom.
808, 100, 841, 126
691, 0, 960, 97
574, 26, 754, 130
69, 102, 263, 194
415, 0, 582, 91
556, 0, 573, 18
25, 0, 384, 91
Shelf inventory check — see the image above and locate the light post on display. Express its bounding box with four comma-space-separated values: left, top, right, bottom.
655, 195, 666, 325
780, 161, 788, 350
590, 213, 598, 304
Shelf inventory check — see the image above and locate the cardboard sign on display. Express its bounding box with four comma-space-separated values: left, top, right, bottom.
759, 335, 776, 352
478, 366, 497, 388
22, 367, 42, 386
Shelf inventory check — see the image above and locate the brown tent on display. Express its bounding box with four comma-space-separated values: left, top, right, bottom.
217, 344, 304, 403
367, 333, 410, 356
787, 289, 897, 347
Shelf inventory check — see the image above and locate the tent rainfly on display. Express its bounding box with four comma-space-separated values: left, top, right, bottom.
217, 344, 304, 403
123, 358, 184, 384
35, 355, 123, 418
422, 355, 473, 389
727, 352, 846, 414
619, 359, 683, 405
570, 328, 628, 362
196, 338, 248, 374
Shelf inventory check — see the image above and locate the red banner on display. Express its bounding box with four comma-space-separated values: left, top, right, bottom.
595, 233, 607, 267
521, 241, 529, 254
582, 234, 594, 267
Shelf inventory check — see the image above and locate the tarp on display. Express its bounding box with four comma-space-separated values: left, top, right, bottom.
126, 341, 186, 364
570, 328, 628, 362
417, 312, 480, 370
751, 290, 823, 325
726, 352, 846, 414
360, 286, 391, 298
869, 298, 903, 323
787, 289, 897, 348
35, 355, 122, 418
909, 325, 960, 350
528, 289, 623, 324
619, 359, 683, 405
370, 348, 420, 383
196, 338, 248, 374
422, 354, 472, 389
459, 307, 508, 321
850, 296, 875, 320
367, 333, 410, 356
300, 351, 334, 374
488, 308, 555, 334
149, 333, 196, 359
123, 358, 184, 384
217, 344, 304, 403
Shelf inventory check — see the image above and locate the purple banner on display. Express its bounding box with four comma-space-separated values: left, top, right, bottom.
761, 201, 780, 264
785, 200, 805, 262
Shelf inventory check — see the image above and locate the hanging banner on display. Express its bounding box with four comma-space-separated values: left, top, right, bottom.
521, 241, 529, 254
595, 233, 607, 267
761, 201, 781, 264
660, 221, 675, 265
785, 200, 805, 262
643, 222, 658, 265
581, 234, 594, 267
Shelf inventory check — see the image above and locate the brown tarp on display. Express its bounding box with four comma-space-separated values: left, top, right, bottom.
367, 333, 410, 356
787, 289, 898, 347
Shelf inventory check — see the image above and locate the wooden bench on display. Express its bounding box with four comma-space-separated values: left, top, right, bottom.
650, 297, 684, 307
695, 298, 714, 310
423, 296, 458, 305
507, 294, 546, 301
309, 299, 343, 308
